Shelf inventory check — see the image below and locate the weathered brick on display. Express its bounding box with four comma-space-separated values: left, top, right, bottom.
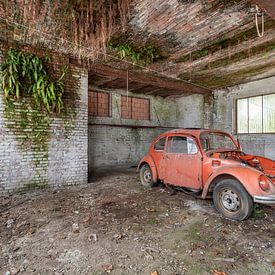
0, 44, 88, 193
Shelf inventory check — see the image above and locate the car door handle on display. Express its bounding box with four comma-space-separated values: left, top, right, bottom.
163, 155, 169, 159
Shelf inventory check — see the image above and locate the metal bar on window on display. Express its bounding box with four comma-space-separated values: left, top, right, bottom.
262, 96, 264, 134
131, 97, 133, 119
109, 93, 111, 117
236, 93, 275, 134
236, 99, 239, 134
96, 91, 99, 116
148, 98, 151, 121
247, 97, 249, 134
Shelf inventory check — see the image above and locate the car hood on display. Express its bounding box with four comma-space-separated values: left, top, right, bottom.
211, 152, 275, 183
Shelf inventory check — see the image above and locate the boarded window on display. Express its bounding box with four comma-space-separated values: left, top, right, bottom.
88, 91, 110, 117
237, 94, 275, 133
121, 96, 150, 120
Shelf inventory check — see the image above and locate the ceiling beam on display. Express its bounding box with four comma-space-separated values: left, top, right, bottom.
90, 76, 118, 87
90, 64, 212, 96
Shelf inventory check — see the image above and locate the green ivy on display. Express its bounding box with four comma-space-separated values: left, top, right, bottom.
0, 48, 67, 112
108, 42, 162, 65
0, 48, 74, 189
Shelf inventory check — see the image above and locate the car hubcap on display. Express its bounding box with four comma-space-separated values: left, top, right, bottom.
144, 169, 152, 183
220, 189, 240, 212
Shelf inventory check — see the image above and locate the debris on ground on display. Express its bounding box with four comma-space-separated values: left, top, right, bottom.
88, 233, 97, 242
72, 223, 80, 233
213, 258, 235, 263
103, 264, 113, 273
0, 169, 274, 274
5, 219, 14, 228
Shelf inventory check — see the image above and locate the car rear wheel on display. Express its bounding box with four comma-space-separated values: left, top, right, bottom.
140, 164, 155, 188
213, 179, 253, 221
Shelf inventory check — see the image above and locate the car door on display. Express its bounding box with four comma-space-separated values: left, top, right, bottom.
162, 135, 202, 189
151, 136, 167, 180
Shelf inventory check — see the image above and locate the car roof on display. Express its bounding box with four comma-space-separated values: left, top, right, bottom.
161, 128, 228, 137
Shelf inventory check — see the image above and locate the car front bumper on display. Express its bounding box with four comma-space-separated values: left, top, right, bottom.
254, 195, 275, 206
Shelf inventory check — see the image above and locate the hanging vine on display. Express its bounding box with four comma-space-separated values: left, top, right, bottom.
0, 47, 76, 188
0, 0, 131, 61
0, 48, 67, 112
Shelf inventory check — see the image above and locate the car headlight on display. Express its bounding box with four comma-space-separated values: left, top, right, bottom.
259, 175, 270, 192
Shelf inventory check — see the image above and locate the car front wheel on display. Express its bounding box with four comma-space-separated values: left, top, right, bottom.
213, 179, 253, 221
140, 164, 155, 188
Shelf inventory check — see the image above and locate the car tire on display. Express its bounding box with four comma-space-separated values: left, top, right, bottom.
140, 164, 155, 188
213, 179, 253, 221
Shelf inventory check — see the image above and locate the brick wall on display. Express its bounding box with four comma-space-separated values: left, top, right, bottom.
121, 96, 150, 120
88, 91, 110, 117
0, 45, 88, 192
89, 126, 165, 171
88, 87, 205, 176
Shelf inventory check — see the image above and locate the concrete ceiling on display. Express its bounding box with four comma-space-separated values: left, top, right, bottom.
92, 0, 275, 93
253, 0, 275, 19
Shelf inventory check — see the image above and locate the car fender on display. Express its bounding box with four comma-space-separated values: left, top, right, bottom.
202, 164, 265, 198
138, 155, 158, 183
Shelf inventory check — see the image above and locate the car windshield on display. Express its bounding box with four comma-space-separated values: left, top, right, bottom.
200, 132, 237, 151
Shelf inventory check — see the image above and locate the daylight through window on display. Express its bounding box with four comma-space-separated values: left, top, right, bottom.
237, 94, 275, 133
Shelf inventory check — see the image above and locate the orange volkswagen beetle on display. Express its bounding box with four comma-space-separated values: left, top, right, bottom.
138, 129, 275, 220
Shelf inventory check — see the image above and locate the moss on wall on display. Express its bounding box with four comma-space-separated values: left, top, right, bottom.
3, 98, 51, 188
1, 76, 79, 190
153, 99, 176, 125
3, 96, 79, 189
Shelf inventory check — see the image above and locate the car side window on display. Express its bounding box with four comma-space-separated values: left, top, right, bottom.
167, 136, 198, 154
154, 137, 166, 151
187, 137, 199, 154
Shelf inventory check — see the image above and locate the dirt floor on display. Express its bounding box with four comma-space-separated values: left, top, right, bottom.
1, 168, 275, 275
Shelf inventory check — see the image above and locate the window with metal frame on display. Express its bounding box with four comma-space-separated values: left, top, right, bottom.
121, 96, 150, 120
236, 94, 275, 134
154, 137, 166, 151
167, 136, 198, 154
88, 91, 110, 117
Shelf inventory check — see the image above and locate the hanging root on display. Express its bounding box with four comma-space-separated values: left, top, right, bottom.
0, 0, 131, 62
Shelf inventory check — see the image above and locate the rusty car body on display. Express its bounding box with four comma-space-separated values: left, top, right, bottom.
138, 129, 275, 220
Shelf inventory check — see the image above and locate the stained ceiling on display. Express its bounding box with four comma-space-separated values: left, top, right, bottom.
90, 0, 275, 94
1, 0, 274, 96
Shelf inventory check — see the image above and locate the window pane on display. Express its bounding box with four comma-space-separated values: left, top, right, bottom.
168, 137, 188, 154
200, 132, 237, 151
154, 137, 166, 151
187, 138, 198, 154
237, 99, 248, 133
248, 96, 262, 133
263, 94, 275, 133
